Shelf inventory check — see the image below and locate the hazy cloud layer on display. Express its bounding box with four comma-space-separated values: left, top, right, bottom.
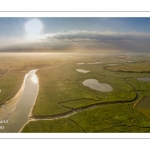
44, 31, 150, 52
1, 31, 150, 52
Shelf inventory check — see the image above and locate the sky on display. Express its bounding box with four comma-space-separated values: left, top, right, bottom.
0, 17, 150, 52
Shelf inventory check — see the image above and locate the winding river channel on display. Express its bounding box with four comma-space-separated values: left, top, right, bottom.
0, 70, 38, 132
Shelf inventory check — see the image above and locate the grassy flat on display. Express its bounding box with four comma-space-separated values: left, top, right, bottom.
32, 61, 137, 117
22, 53, 150, 132
1, 53, 150, 132
22, 103, 150, 132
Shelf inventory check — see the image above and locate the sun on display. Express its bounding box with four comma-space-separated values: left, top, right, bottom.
25, 19, 43, 38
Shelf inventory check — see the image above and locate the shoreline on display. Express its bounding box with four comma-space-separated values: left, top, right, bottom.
28, 70, 39, 118
0, 73, 27, 119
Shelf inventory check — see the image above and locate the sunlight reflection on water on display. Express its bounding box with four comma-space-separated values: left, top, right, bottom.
31, 74, 38, 84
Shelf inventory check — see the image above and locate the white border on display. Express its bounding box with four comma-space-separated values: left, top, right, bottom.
0, 12, 150, 17
0, 133, 150, 139
0, 0, 150, 12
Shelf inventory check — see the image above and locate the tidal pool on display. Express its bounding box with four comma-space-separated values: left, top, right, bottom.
0, 70, 38, 132
107, 64, 117, 66
137, 77, 150, 82
136, 97, 150, 119
76, 63, 84, 65
76, 69, 90, 73
82, 79, 113, 92
87, 62, 102, 64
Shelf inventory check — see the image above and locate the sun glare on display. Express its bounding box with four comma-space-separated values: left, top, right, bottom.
31, 74, 38, 84
25, 19, 43, 39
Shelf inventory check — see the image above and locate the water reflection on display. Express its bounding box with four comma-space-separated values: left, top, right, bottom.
137, 77, 150, 82
107, 64, 117, 66
76, 69, 90, 73
31, 73, 38, 84
82, 79, 113, 92
76, 63, 84, 65
87, 62, 102, 64
136, 97, 150, 119
0, 70, 38, 132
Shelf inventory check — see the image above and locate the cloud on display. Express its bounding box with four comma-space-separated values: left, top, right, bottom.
1, 30, 150, 52
46, 30, 150, 41
43, 31, 150, 52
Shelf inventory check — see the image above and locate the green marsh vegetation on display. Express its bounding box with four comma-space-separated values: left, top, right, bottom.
1, 53, 150, 132
22, 53, 150, 132
23, 103, 150, 132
